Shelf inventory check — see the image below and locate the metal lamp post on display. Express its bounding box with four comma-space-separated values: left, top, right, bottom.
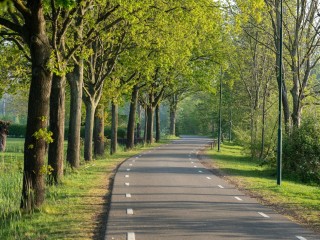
277, 0, 283, 185
218, 67, 222, 152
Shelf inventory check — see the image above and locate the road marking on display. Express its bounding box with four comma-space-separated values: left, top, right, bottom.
296, 236, 307, 240
218, 185, 224, 188
235, 197, 243, 201
198, 170, 203, 173
206, 177, 211, 180
194, 166, 197, 168
258, 212, 270, 218
127, 208, 133, 215
125, 175, 129, 178
125, 182, 130, 186
129, 164, 133, 166
127, 232, 135, 240
126, 193, 131, 198
127, 169, 131, 171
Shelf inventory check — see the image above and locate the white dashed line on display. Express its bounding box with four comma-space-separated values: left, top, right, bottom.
125, 175, 129, 178
126, 193, 131, 198
206, 177, 211, 180
127, 232, 135, 240
296, 236, 307, 240
218, 185, 224, 188
127, 208, 133, 215
235, 197, 243, 201
258, 212, 270, 218
198, 170, 203, 173
125, 182, 130, 186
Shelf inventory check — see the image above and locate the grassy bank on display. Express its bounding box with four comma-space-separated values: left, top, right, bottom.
0, 138, 165, 239
205, 143, 320, 233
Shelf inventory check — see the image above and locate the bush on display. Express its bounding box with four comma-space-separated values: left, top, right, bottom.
283, 119, 320, 184
8, 124, 26, 138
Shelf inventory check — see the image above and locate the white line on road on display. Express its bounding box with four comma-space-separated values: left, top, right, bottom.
127, 232, 135, 240
218, 185, 224, 188
125, 175, 129, 178
206, 177, 211, 180
126, 193, 131, 198
296, 236, 307, 240
127, 208, 133, 215
258, 212, 270, 218
198, 170, 203, 173
235, 197, 243, 201
125, 182, 130, 186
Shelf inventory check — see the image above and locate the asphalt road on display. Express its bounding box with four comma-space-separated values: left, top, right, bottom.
105, 136, 319, 240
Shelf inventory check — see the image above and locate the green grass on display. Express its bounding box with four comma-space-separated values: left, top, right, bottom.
0, 138, 168, 239
206, 143, 320, 232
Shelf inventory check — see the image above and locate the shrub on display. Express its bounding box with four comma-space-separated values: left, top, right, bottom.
8, 124, 26, 138
283, 119, 320, 184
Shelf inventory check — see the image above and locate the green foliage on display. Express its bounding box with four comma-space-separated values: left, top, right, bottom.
283, 119, 320, 184
33, 128, 54, 144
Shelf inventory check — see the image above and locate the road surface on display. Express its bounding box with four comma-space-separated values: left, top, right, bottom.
105, 136, 319, 240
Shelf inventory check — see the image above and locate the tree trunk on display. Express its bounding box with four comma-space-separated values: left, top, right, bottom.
126, 85, 139, 149
48, 74, 66, 184
0, 121, 9, 152
21, 4, 52, 210
110, 102, 118, 155
155, 104, 160, 142
66, 61, 83, 168
146, 105, 154, 144
143, 106, 148, 144
136, 105, 142, 140
169, 95, 177, 136
94, 104, 105, 156
84, 100, 96, 161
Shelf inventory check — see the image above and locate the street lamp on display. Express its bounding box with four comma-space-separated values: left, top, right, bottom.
218, 66, 222, 152
277, 0, 283, 185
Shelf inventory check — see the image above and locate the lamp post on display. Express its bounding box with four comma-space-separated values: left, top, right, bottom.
218, 67, 222, 152
277, 0, 283, 185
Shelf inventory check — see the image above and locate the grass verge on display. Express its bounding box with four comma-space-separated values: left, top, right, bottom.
0, 140, 166, 240
204, 143, 320, 233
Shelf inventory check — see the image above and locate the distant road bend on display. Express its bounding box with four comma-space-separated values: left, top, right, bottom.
105, 136, 319, 240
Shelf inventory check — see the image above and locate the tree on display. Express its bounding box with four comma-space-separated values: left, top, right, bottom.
0, 0, 53, 210
0, 120, 9, 151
